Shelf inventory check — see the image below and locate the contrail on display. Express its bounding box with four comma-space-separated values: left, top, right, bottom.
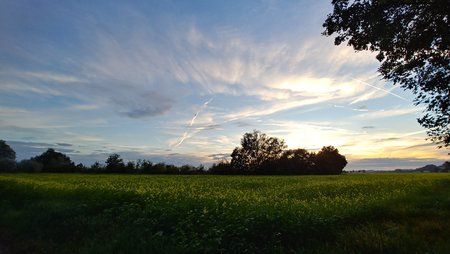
189, 113, 199, 126
175, 132, 189, 147
174, 98, 213, 147
189, 98, 213, 126
333, 104, 371, 112
351, 78, 407, 101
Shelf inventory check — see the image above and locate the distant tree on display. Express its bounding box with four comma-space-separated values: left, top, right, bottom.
138, 160, 154, 174
125, 161, 136, 173
165, 164, 179, 174
196, 164, 206, 173
32, 148, 75, 172
75, 163, 87, 172
90, 161, 104, 172
209, 160, 233, 174
441, 161, 450, 172
231, 130, 286, 171
153, 162, 166, 173
0, 140, 16, 160
180, 165, 193, 174
105, 154, 125, 173
323, 0, 450, 148
0, 140, 16, 172
314, 146, 347, 174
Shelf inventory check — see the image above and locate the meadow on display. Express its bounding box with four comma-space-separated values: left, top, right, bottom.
0, 173, 449, 253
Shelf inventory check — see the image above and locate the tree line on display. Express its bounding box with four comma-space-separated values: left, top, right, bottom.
210, 130, 347, 175
0, 131, 348, 174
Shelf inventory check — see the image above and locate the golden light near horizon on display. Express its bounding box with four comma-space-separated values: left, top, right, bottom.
272, 76, 359, 98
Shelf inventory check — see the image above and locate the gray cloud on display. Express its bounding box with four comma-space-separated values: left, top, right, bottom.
57, 143, 72, 147
207, 153, 230, 161
235, 121, 253, 127
112, 91, 174, 118
6, 140, 79, 160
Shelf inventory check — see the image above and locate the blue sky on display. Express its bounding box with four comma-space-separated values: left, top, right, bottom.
0, 0, 448, 170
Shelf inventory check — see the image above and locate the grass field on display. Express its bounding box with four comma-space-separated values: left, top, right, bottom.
0, 173, 449, 253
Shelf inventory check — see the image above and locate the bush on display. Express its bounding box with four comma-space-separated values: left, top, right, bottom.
17, 159, 43, 173
31, 149, 75, 172
0, 159, 17, 172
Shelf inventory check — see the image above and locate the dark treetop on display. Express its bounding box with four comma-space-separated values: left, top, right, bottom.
323, 0, 450, 148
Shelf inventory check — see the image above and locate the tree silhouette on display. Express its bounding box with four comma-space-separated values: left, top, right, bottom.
231, 130, 286, 171
32, 148, 75, 172
279, 149, 315, 173
323, 0, 450, 148
105, 153, 126, 173
314, 146, 347, 174
0, 140, 16, 160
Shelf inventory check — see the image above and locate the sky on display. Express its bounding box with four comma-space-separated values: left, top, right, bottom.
0, 0, 448, 170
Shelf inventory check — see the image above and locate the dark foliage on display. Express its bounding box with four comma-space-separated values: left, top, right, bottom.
276, 149, 316, 173
1, 131, 347, 175
442, 161, 450, 172
31, 148, 75, 172
231, 130, 286, 171
17, 159, 43, 172
209, 160, 236, 174
314, 146, 348, 174
214, 131, 348, 175
0, 140, 16, 160
105, 153, 126, 173
0, 158, 17, 172
323, 0, 450, 148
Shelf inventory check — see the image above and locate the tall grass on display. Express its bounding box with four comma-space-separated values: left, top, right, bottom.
1, 173, 449, 253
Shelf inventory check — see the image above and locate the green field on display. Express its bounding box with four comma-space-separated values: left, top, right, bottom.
1, 173, 449, 253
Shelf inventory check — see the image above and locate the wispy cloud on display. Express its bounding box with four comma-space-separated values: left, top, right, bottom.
0, 1, 441, 169
354, 107, 422, 120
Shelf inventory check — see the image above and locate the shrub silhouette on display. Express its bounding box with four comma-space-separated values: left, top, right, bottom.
17, 159, 43, 172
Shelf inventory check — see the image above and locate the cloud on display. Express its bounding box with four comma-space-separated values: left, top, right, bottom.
7, 140, 79, 160
1, 5, 388, 126
0, 81, 63, 96
354, 107, 422, 120
111, 91, 174, 118
70, 104, 99, 111
22, 72, 83, 83
56, 143, 72, 147
1, 1, 440, 168
0, 107, 29, 114
207, 153, 230, 161
374, 137, 401, 142
346, 157, 446, 171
